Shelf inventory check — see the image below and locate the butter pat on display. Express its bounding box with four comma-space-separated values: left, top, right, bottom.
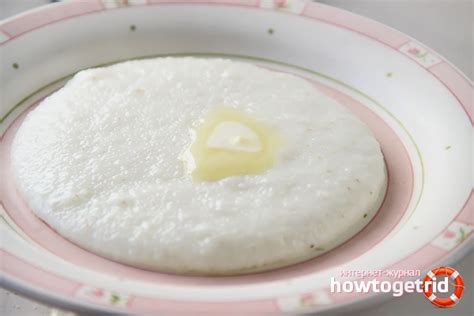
206, 121, 262, 152
187, 107, 282, 181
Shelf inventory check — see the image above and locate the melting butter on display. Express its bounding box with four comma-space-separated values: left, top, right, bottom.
206, 121, 262, 152
186, 107, 282, 181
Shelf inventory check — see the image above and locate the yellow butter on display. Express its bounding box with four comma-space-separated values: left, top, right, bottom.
188, 107, 282, 181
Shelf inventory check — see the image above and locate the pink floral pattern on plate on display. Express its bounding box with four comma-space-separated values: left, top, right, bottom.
76, 285, 129, 306
431, 221, 473, 251
399, 41, 442, 67
101, 0, 147, 9
277, 291, 332, 312
260, 0, 307, 14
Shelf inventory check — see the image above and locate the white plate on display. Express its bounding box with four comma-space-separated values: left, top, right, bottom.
0, 0, 472, 314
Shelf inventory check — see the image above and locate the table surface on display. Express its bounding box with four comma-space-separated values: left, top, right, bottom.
1, 1, 472, 315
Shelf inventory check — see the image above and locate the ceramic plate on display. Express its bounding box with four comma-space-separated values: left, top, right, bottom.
0, 0, 472, 314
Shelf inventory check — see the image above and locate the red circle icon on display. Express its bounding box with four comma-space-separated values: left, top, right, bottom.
423, 266, 464, 308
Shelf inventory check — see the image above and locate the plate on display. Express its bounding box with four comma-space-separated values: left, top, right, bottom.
0, 0, 472, 314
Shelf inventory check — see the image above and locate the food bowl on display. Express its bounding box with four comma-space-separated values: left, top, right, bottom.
0, 0, 472, 314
